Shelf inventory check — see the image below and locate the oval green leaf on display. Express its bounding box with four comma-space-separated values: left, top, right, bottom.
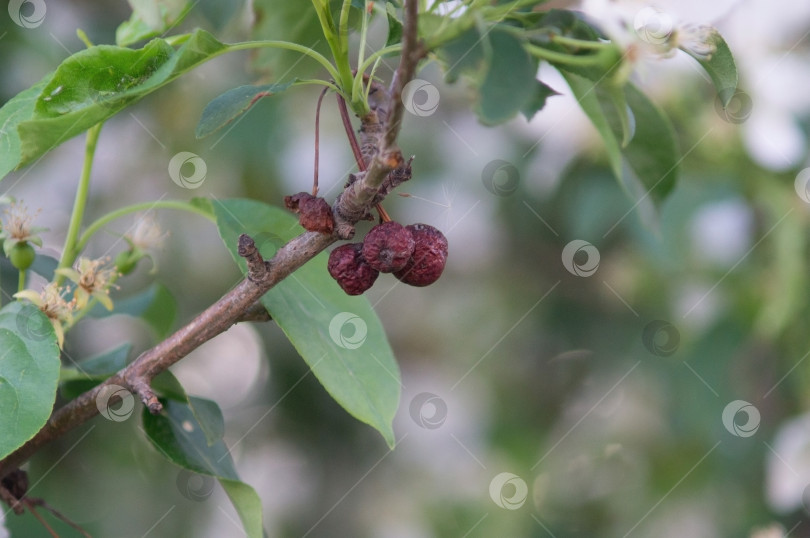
0, 29, 226, 180
0, 302, 60, 460
561, 71, 679, 206
116, 0, 193, 47
684, 29, 738, 106
195, 82, 295, 139
213, 198, 400, 447
89, 283, 177, 339
142, 398, 263, 538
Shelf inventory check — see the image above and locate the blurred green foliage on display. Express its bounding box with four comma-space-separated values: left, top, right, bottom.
1, 2, 809, 537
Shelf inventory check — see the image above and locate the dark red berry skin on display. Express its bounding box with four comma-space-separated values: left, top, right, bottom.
393, 224, 448, 287
328, 243, 379, 295
362, 221, 415, 273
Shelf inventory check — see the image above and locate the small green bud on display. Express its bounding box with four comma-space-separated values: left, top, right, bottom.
114, 250, 138, 275
9, 242, 35, 270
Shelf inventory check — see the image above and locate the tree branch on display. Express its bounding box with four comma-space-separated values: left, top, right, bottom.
0, 0, 422, 484
333, 0, 423, 228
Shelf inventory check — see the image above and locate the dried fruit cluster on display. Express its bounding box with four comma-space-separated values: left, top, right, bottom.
328, 222, 448, 295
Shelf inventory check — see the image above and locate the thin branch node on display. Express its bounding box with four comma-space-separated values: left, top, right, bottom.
128, 377, 161, 414
238, 234, 267, 281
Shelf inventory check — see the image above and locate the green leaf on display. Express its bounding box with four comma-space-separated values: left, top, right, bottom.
116, 0, 193, 47
562, 71, 622, 180
143, 398, 264, 538
0, 302, 60, 460
149, 371, 224, 446
188, 396, 225, 446
435, 26, 539, 124
436, 26, 486, 84
189, 196, 215, 217
0, 77, 48, 180
521, 80, 558, 121
602, 84, 634, 147
59, 343, 133, 399
250, 0, 331, 78
89, 283, 177, 339
385, 3, 403, 47
614, 83, 679, 203
151, 370, 188, 401
66, 342, 132, 379
476, 30, 537, 124
195, 82, 295, 139
213, 199, 400, 447
562, 71, 679, 206
0, 29, 226, 178
686, 29, 738, 105
29, 253, 59, 282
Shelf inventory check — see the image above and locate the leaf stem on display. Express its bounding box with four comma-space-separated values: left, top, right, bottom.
310, 1, 357, 107
226, 40, 341, 85
526, 44, 611, 67
357, 0, 370, 78
551, 35, 610, 50
352, 44, 402, 100
313, 87, 330, 195
57, 123, 102, 284
76, 200, 215, 255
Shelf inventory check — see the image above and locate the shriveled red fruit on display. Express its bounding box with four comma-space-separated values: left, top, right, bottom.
284, 192, 334, 234
328, 243, 379, 295
362, 221, 415, 273
394, 224, 448, 287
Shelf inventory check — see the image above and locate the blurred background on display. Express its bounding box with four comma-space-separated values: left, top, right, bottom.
2, 0, 810, 536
